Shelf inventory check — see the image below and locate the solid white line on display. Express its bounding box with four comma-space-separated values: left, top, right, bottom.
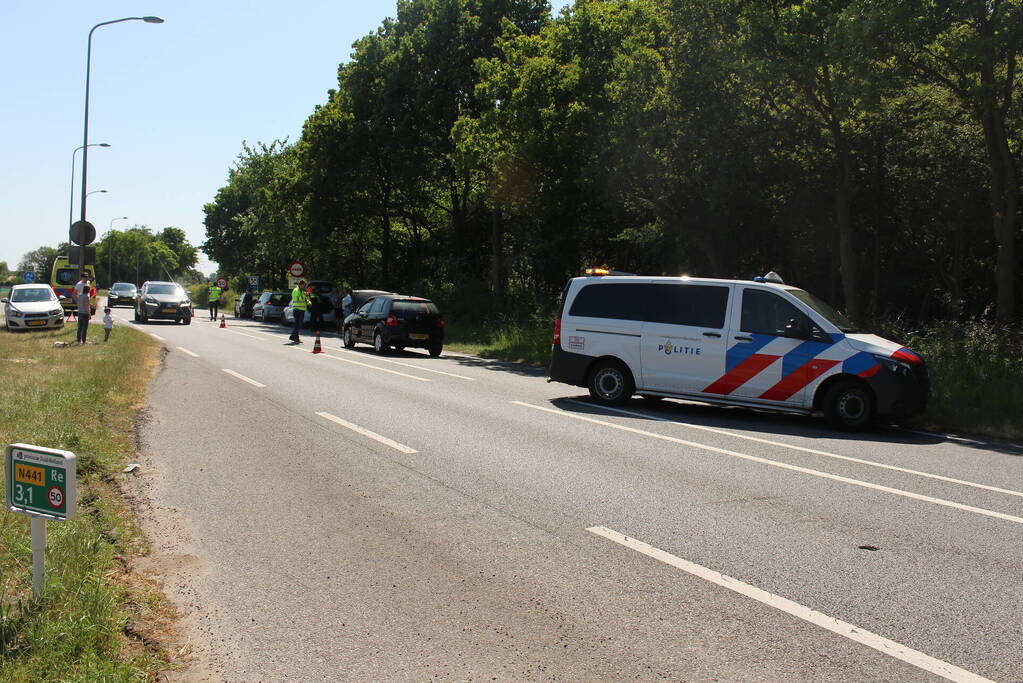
175, 346, 199, 357
314, 350, 430, 382
229, 329, 263, 341
513, 402, 1023, 526
567, 400, 1023, 500
588, 526, 992, 683
149, 333, 165, 341
316, 411, 417, 454
222, 369, 265, 388
336, 348, 476, 380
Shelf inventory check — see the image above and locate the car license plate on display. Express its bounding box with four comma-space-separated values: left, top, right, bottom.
162, 307, 176, 313
410, 333, 428, 340
28, 320, 47, 326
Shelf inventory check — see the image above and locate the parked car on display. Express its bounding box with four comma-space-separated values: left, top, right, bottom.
3, 284, 65, 331
342, 294, 444, 356
106, 282, 137, 307
252, 291, 290, 322
235, 289, 257, 318
134, 281, 193, 324
282, 301, 336, 328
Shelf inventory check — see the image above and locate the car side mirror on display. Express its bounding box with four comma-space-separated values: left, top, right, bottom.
783, 317, 811, 340
1, 298, 7, 304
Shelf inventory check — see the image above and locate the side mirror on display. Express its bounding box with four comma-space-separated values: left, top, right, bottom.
783, 317, 811, 340
0, 298, 7, 303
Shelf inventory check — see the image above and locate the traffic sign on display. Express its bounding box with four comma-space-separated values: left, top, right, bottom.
69, 220, 96, 246
5, 444, 77, 522
215, 277, 228, 289
248, 275, 260, 291
288, 261, 306, 278
22, 271, 35, 283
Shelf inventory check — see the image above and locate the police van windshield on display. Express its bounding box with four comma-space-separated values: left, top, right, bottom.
785, 288, 858, 332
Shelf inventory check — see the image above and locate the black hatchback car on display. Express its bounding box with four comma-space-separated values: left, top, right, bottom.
342, 295, 444, 356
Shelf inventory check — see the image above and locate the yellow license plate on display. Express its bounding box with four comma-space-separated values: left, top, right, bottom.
162, 307, 176, 313
27, 320, 47, 326
410, 333, 428, 340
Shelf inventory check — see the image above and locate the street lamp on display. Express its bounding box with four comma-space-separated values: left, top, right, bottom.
87, 189, 108, 197
69, 143, 109, 230
78, 15, 163, 275
109, 216, 127, 229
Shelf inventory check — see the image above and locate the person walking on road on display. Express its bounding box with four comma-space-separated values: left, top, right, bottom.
75, 275, 92, 343
208, 282, 222, 321
289, 279, 308, 343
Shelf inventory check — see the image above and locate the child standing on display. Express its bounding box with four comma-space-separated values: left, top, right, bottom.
102, 307, 114, 342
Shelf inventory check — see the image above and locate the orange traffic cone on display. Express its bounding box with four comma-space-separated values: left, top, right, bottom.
68, 308, 76, 322
312, 331, 323, 354
219, 314, 226, 328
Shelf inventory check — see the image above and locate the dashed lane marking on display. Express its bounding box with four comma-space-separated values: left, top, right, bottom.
175, 346, 199, 357
222, 369, 266, 388
316, 411, 417, 454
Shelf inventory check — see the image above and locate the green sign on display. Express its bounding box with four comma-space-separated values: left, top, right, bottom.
5, 444, 77, 521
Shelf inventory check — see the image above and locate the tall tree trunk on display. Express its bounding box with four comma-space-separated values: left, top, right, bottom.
980, 104, 1019, 323
490, 207, 506, 306
835, 151, 860, 323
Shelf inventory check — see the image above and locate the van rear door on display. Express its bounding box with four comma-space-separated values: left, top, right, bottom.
640, 283, 732, 393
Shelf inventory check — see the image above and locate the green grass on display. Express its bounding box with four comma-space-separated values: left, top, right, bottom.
0, 320, 170, 681
444, 319, 553, 366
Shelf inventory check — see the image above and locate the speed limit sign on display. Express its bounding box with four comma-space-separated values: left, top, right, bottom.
288, 261, 306, 278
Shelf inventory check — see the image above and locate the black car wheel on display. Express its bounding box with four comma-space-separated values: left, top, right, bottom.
428, 342, 442, 357
343, 326, 356, 348
588, 359, 634, 405
823, 381, 875, 430
373, 331, 388, 354
134, 308, 140, 322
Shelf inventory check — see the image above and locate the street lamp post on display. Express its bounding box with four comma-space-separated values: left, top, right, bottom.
69, 143, 109, 231
79, 15, 163, 277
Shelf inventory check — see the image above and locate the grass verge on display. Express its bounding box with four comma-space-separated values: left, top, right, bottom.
0, 320, 171, 681
444, 319, 552, 366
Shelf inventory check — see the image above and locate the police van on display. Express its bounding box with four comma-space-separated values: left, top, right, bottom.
548, 270, 929, 429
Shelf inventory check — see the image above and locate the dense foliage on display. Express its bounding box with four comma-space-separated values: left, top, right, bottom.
203, 0, 1023, 326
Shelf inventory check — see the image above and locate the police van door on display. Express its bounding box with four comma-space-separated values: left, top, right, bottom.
705, 287, 833, 407
640, 283, 732, 393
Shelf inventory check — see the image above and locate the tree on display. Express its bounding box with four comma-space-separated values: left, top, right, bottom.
17, 246, 59, 278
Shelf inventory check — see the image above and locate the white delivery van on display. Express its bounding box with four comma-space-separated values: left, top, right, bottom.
548, 271, 929, 429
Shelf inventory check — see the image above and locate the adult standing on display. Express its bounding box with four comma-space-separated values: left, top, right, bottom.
75, 274, 91, 343
208, 282, 222, 321
341, 288, 353, 318
289, 279, 308, 343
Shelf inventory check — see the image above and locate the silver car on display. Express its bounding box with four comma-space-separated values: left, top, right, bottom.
3, 284, 65, 331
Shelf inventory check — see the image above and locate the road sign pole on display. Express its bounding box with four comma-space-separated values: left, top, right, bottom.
31, 516, 46, 600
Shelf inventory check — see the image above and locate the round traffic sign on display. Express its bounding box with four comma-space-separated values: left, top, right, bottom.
288, 261, 306, 278
48, 486, 64, 509
70, 220, 97, 246
215, 277, 228, 289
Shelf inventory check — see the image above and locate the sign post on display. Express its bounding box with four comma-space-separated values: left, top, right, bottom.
5, 444, 78, 599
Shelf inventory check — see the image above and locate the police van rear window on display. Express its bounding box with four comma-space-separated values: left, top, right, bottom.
569, 282, 728, 327
568, 283, 642, 320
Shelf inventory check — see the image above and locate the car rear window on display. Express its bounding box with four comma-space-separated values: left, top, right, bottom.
392, 300, 439, 318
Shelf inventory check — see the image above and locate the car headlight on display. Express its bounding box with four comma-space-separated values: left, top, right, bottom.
181, 300, 191, 307
872, 354, 913, 376
8, 307, 23, 317
50, 308, 62, 316
145, 297, 158, 304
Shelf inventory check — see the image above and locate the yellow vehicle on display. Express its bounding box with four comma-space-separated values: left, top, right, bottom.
50, 255, 97, 315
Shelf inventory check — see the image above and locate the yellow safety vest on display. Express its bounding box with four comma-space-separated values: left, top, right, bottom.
291, 286, 308, 310
209, 285, 222, 302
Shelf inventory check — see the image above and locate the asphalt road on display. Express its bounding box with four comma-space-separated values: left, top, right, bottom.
113, 305, 1023, 682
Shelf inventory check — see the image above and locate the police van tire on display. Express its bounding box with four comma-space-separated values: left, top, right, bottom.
588, 360, 634, 406
823, 381, 874, 430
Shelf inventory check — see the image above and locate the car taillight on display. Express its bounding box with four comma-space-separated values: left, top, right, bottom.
436, 317, 444, 328
385, 315, 398, 327
553, 317, 561, 345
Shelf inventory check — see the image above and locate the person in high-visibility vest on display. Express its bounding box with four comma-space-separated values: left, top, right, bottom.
289, 279, 308, 343
208, 282, 223, 321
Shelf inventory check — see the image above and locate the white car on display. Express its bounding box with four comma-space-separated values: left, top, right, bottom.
3, 284, 65, 331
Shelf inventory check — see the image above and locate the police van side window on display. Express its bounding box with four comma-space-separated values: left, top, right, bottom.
741, 289, 809, 336
568, 283, 649, 321
647, 284, 728, 328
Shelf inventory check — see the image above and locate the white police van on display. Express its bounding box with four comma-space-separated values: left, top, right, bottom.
548, 270, 929, 429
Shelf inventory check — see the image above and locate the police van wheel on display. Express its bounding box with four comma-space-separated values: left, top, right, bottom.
588, 360, 634, 405
823, 381, 874, 430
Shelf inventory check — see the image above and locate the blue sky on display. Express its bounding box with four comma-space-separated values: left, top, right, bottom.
1, 0, 571, 276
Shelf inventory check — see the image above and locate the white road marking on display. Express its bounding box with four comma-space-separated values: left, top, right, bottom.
588, 526, 993, 683
175, 346, 199, 357
568, 400, 1023, 499
222, 369, 265, 388
312, 350, 430, 382
336, 347, 475, 380
513, 402, 1023, 526
149, 333, 165, 341
229, 329, 263, 341
316, 411, 417, 454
